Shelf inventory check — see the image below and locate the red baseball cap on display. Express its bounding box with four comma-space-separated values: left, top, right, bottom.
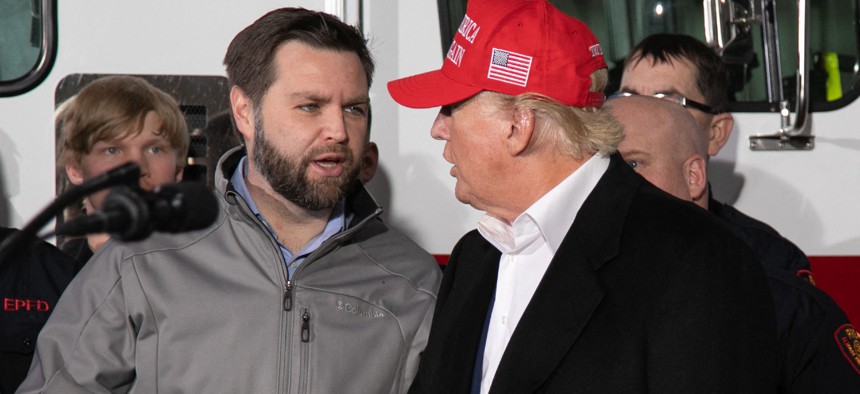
387, 0, 607, 109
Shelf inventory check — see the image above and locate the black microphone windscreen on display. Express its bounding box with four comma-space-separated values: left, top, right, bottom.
104, 187, 151, 240
151, 182, 219, 233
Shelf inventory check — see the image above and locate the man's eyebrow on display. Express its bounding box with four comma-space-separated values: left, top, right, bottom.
290, 92, 328, 102
345, 97, 371, 107
653, 88, 684, 96
289, 92, 370, 107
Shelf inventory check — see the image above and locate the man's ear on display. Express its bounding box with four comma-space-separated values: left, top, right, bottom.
507, 107, 535, 156
360, 141, 379, 184
684, 155, 708, 203
707, 113, 734, 156
230, 86, 255, 142
65, 161, 85, 186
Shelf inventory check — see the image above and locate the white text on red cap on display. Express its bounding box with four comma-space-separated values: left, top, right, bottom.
446, 13, 481, 68
457, 14, 480, 44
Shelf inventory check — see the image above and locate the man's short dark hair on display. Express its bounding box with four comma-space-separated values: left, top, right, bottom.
626, 33, 730, 113
223, 7, 375, 107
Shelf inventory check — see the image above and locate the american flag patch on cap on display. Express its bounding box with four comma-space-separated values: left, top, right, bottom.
487, 48, 532, 87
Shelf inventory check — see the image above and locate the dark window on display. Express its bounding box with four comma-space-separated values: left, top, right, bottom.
0, 0, 57, 97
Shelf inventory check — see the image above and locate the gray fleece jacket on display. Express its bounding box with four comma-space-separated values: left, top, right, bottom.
17, 148, 442, 394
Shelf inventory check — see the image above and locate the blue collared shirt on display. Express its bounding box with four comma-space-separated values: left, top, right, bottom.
231, 156, 348, 278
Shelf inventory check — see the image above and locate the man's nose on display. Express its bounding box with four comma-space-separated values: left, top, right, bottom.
430, 111, 450, 140
322, 109, 349, 143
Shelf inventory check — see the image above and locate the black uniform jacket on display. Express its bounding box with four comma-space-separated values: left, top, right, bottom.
409, 154, 780, 393
709, 196, 860, 391
0, 227, 84, 393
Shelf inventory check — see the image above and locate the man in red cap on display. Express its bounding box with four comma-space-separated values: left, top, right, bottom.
388, 0, 780, 392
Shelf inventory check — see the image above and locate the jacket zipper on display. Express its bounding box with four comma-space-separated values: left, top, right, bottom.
301, 308, 311, 342
228, 189, 295, 391
283, 280, 293, 311
299, 308, 311, 394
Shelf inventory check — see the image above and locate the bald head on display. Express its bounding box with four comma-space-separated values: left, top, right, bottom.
609, 95, 709, 207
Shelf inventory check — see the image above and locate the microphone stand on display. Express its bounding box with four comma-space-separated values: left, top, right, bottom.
0, 162, 140, 265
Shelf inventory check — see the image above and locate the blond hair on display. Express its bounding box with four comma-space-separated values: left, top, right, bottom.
497, 69, 623, 160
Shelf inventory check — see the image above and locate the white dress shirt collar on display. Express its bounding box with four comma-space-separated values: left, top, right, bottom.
478, 154, 610, 254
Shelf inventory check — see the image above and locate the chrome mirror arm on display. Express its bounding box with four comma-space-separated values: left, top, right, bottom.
750, 0, 814, 150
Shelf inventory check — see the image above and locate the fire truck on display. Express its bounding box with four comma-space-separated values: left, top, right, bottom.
1, 0, 857, 319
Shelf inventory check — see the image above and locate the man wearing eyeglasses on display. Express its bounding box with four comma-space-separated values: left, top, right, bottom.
618, 33, 812, 278
619, 33, 732, 158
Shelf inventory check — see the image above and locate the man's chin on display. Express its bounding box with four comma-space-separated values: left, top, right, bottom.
454, 188, 474, 207
281, 182, 349, 210
306, 177, 350, 194
283, 193, 340, 211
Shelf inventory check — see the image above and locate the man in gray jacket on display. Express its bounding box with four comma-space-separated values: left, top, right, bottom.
18, 7, 441, 394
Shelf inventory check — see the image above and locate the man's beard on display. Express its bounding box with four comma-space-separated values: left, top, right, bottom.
252, 118, 361, 211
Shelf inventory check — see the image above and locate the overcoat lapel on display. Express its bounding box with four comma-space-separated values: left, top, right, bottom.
489, 154, 640, 392
428, 234, 502, 392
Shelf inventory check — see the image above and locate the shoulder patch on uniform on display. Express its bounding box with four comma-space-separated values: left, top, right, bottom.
835, 324, 860, 375
796, 269, 816, 286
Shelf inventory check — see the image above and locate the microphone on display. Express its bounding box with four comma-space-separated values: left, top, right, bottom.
55, 182, 219, 241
